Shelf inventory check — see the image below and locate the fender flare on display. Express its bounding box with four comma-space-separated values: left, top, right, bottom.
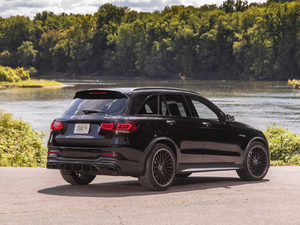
245, 137, 269, 152
143, 137, 180, 164
240, 137, 269, 168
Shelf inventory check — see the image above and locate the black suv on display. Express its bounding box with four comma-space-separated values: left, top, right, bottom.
47, 87, 270, 191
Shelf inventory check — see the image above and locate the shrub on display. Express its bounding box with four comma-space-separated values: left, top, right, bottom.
0, 68, 9, 81
288, 79, 300, 90
264, 124, 300, 164
27, 67, 37, 76
0, 109, 47, 167
15, 67, 30, 80
270, 160, 286, 166
0, 66, 31, 82
289, 155, 300, 165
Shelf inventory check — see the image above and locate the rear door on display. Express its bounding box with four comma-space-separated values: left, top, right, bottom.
186, 96, 239, 163
159, 94, 205, 165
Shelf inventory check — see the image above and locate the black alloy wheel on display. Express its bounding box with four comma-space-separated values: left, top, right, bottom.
237, 141, 269, 181
138, 144, 176, 191
247, 146, 268, 178
152, 149, 175, 186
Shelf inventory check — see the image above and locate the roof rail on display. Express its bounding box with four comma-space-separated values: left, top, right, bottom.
131, 87, 199, 94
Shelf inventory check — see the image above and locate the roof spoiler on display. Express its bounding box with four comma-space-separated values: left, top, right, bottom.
74, 90, 127, 99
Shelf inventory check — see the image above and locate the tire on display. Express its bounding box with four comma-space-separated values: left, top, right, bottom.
237, 141, 270, 181
60, 170, 96, 185
138, 144, 176, 191
176, 173, 192, 178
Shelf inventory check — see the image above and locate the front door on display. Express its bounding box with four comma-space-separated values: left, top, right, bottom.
186, 96, 239, 164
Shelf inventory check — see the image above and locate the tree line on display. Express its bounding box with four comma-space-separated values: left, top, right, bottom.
0, 1, 300, 80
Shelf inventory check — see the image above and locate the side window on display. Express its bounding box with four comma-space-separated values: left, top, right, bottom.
190, 98, 219, 120
159, 96, 169, 116
138, 95, 158, 114
163, 95, 190, 117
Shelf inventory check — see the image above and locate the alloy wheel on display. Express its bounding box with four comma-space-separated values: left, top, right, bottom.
247, 146, 268, 178
152, 149, 175, 186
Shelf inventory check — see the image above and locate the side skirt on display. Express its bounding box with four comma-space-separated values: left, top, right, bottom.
181, 167, 240, 173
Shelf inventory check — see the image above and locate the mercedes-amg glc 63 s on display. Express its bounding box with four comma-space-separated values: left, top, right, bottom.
47, 87, 270, 191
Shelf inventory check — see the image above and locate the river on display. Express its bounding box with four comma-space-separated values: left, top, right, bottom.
0, 79, 299, 138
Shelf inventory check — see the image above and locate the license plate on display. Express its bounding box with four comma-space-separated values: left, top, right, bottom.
74, 123, 90, 134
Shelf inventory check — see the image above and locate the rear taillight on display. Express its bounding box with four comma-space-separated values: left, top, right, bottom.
116, 123, 139, 133
101, 123, 115, 131
51, 121, 64, 131
101, 122, 139, 133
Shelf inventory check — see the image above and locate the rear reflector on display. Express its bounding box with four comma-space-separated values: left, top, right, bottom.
102, 153, 119, 157
48, 151, 57, 154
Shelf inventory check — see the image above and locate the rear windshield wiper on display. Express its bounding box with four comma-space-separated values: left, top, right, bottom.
82, 109, 105, 114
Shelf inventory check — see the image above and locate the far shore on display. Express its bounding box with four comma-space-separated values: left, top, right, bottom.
33, 72, 296, 82
0, 79, 66, 88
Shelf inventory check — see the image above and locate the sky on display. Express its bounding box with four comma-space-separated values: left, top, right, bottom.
0, 0, 265, 19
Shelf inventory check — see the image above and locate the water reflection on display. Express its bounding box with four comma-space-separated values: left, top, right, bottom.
0, 79, 298, 138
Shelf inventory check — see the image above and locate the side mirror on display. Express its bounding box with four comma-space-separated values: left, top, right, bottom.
226, 114, 235, 123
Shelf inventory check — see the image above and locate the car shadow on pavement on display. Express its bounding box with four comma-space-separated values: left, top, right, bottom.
38, 176, 269, 198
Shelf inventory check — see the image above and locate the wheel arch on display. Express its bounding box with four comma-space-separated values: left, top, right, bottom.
246, 137, 269, 152
239, 137, 270, 169
143, 137, 179, 165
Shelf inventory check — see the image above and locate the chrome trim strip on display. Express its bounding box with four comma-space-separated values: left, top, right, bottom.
181, 167, 239, 173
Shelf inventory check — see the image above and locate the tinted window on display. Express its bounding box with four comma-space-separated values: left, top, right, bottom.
159, 96, 169, 116
138, 95, 158, 114
163, 95, 190, 117
62, 98, 127, 116
190, 99, 218, 120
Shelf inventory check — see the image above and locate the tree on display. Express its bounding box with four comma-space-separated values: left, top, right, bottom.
0, 16, 31, 52
17, 41, 37, 68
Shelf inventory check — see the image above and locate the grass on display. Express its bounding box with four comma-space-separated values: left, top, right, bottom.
0, 79, 62, 87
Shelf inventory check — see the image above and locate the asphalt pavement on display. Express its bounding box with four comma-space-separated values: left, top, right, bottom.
0, 166, 299, 225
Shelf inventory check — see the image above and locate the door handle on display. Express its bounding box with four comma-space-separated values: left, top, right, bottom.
202, 122, 212, 127
166, 120, 176, 125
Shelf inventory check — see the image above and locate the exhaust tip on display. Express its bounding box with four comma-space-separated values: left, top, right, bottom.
107, 166, 118, 175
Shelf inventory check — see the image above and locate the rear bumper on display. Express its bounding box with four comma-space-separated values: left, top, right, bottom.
47, 159, 121, 175
47, 144, 146, 176
47, 156, 143, 176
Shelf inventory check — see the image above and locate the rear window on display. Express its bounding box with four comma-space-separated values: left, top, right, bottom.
163, 95, 190, 117
62, 98, 127, 116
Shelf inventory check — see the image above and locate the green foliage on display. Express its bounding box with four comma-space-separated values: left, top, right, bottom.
17, 41, 37, 68
1, 2, 300, 79
0, 66, 30, 82
288, 79, 300, 90
0, 16, 31, 52
0, 109, 47, 167
270, 160, 286, 166
289, 155, 300, 164
264, 124, 300, 164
